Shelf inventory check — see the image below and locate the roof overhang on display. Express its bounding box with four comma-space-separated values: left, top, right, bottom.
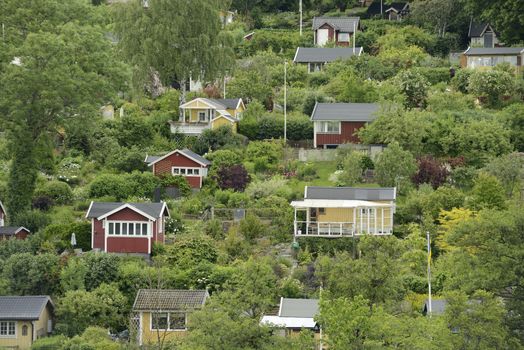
291, 199, 390, 208
96, 203, 158, 221
147, 149, 209, 167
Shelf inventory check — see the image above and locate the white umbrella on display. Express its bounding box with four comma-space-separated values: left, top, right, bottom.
70, 233, 77, 247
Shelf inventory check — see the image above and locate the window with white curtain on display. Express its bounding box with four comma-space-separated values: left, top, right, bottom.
107, 221, 150, 236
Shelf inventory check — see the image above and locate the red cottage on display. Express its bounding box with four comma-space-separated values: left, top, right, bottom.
145, 149, 211, 189
311, 102, 379, 148
0, 200, 31, 240
0, 226, 30, 240
86, 202, 170, 255
312, 17, 360, 47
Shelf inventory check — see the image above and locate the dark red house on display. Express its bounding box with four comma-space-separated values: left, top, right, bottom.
0, 226, 30, 240
312, 17, 360, 47
145, 149, 211, 189
86, 202, 169, 255
311, 102, 379, 148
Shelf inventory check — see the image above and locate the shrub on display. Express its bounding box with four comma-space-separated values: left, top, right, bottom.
468, 69, 515, 107
12, 210, 50, 233
412, 156, 449, 189
374, 142, 417, 191
40, 222, 92, 252
215, 165, 250, 192
35, 181, 73, 205
107, 146, 148, 173
32, 195, 54, 211
88, 174, 131, 200
451, 69, 473, 94
161, 175, 191, 197
392, 70, 430, 109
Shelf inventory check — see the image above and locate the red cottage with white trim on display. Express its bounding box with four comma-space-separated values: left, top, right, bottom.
86, 202, 170, 255
311, 102, 379, 148
145, 149, 211, 189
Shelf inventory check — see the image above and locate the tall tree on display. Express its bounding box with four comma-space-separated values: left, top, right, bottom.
113, 0, 234, 99
0, 9, 127, 219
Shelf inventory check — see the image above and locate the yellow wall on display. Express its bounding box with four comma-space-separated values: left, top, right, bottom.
316, 205, 394, 229
0, 305, 52, 350
211, 116, 236, 132
140, 312, 187, 345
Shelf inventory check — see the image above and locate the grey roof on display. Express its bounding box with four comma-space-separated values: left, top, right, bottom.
468, 21, 489, 37
305, 187, 396, 201
464, 47, 524, 55
0, 296, 53, 320
212, 98, 242, 110
180, 148, 211, 165
133, 289, 208, 311
145, 155, 161, 164
294, 47, 363, 63
279, 298, 319, 318
367, 2, 409, 17
423, 299, 448, 315
145, 149, 211, 166
311, 103, 379, 122
312, 17, 360, 32
86, 202, 168, 219
0, 226, 30, 235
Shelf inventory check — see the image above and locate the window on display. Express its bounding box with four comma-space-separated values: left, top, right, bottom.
338, 32, 350, 42
172, 167, 203, 176
0, 321, 16, 337
198, 111, 207, 122
151, 313, 187, 331
107, 221, 150, 237
22, 325, 28, 336
318, 121, 340, 133
360, 208, 376, 216
169, 313, 186, 330
152, 313, 169, 330
318, 208, 326, 214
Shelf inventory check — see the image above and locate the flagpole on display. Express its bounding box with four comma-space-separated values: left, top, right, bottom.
427, 231, 432, 317
299, 0, 303, 36
284, 61, 287, 143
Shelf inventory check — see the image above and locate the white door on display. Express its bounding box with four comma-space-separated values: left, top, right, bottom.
317, 29, 329, 46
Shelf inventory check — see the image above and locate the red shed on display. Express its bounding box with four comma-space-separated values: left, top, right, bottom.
86, 201, 170, 255
0, 226, 30, 240
145, 149, 211, 189
311, 102, 379, 148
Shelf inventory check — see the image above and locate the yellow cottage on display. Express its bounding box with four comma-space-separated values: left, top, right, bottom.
291, 186, 396, 237
131, 289, 209, 346
0, 296, 54, 350
170, 98, 245, 136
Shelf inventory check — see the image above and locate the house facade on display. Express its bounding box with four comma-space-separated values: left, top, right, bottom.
0, 296, 54, 350
86, 202, 170, 255
468, 21, 499, 48
145, 149, 211, 189
462, 47, 524, 71
312, 17, 360, 47
366, 1, 410, 21
132, 289, 209, 346
294, 47, 363, 73
0, 227, 30, 240
311, 102, 379, 148
170, 98, 245, 136
261, 298, 323, 349
291, 186, 396, 238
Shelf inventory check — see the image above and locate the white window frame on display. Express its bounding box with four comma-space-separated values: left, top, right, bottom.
172, 167, 202, 177
0, 321, 17, 338
198, 111, 207, 122
318, 121, 340, 134
338, 32, 350, 42
106, 221, 151, 237
150, 312, 187, 331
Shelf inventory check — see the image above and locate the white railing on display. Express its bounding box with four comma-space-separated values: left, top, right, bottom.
170, 122, 210, 135
294, 221, 393, 238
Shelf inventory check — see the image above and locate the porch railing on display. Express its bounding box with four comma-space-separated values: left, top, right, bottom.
294, 221, 393, 237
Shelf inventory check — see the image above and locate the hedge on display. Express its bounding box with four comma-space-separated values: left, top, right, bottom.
239, 115, 313, 141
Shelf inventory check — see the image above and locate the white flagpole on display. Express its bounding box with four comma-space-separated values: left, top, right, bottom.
299, 0, 303, 36
353, 21, 356, 54
284, 61, 287, 143
427, 231, 432, 317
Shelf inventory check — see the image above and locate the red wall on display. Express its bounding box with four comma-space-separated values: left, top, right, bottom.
316, 24, 351, 46
316, 121, 366, 147
153, 152, 207, 189
92, 207, 166, 254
